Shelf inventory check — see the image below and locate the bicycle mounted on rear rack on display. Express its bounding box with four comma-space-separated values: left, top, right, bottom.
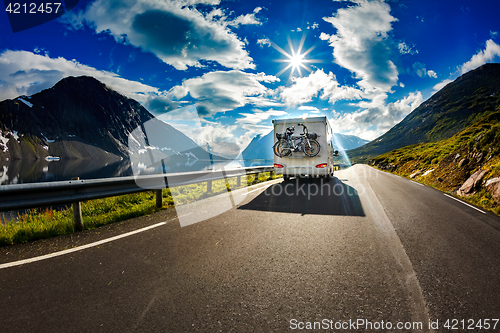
273, 123, 320, 157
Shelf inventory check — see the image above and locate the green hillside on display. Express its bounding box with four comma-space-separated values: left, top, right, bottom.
349, 63, 500, 163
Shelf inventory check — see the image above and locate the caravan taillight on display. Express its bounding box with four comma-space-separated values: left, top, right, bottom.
274, 163, 284, 168
315, 163, 327, 168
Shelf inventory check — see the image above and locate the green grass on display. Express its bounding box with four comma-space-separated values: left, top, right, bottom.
0, 172, 279, 247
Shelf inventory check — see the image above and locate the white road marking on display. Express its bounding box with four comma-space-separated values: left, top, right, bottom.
410, 180, 424, 186
443, 194, 486, 214
0, 222, 167, 269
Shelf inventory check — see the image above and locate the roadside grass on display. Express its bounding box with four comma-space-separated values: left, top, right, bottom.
0, 172, 279, 247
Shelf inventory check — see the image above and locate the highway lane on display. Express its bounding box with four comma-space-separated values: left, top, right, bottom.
367, 167, 500, 325
0, 164, 499, 332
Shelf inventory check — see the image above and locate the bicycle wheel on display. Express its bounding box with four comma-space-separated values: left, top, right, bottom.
303, 139, 320, 157
273, 140, 291, 157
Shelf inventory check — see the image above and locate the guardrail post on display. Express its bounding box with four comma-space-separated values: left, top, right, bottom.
252, 173, 259, 184
237, 175, 241, 187
156, 189, 162, 208
71, 177, 83, 232
268, 171, 275, 180
207, 180, 212, 193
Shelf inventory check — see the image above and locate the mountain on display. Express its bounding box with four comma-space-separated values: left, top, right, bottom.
348, 63, 500, 163
0, 76, 224, 175
241, 130, 368, 160
332, 133, 369, 150
241, 132, 273, 160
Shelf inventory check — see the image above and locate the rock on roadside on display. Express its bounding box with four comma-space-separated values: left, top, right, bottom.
410, 170, 422, 179
457, 169, 489, 197
485, 177, 500, 204
458, 158, 469, 168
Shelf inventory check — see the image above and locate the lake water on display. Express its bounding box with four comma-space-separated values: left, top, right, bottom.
0, 158, 274, 185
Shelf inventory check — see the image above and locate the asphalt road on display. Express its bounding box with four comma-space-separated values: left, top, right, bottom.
1, 164, 499, 332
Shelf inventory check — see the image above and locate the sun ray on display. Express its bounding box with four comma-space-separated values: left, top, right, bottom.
271, 42, 292, 59
297, 34, 306, 54
296, 66, 302, 77
300, 63, 312, 73
287, 36, 295, 56
276, 63, 293, 77
302, 45, 316, 57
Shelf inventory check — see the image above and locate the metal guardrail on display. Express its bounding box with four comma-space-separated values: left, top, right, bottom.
0, 166, 275, 215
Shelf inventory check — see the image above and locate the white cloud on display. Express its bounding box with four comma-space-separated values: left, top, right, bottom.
321, 0, 399, 93
432, 79, 453, 94
206, 7, 225, 21
171, 70, 280, 115
194, 122, 241, 158
185, 0, 221, 4
490, 31, 498, 39
257, 38, 271, 48
158, 104, 246, 158
460, 39, 500, 74
229, 7, 263, 27
307, 22, 319, 30
411, 62, 437, 78
64, 0, 254, 70
398, 41, 418, 55
162, 106, 287, 158
280, 69, 363, 106
233, 108, 289, 151
0, 50, 159, 103
236, 109, 287, 125
298, 106, 320, 112
329, 91, 423, 141
426, 39, 500, 97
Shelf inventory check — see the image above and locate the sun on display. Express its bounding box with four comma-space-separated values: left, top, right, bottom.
272, 34, 320, 79
290, 53, 304, 69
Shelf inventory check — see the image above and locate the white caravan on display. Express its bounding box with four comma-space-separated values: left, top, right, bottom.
272, 116, 338, 181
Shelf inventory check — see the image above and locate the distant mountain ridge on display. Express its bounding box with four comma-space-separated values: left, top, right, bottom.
241, 130, 368, 160
0, 76, 222, 166
349, 63, 500, 162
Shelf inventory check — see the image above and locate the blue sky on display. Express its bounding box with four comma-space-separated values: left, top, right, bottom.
1, 0, 499, 157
